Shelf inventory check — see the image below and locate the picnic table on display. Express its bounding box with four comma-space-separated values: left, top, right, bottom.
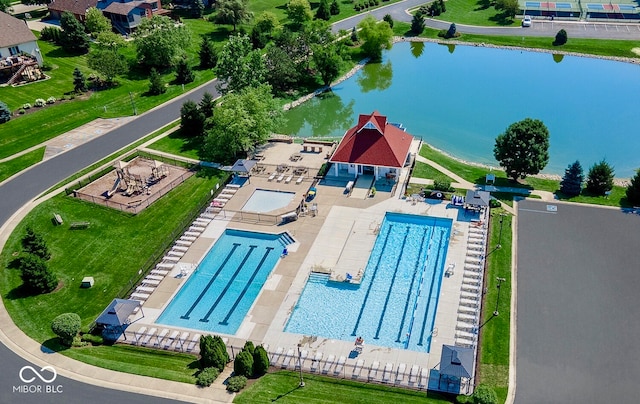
290, 153, 302, 162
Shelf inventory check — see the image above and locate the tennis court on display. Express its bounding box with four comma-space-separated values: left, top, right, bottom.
587, 2, 638, 9
525, 1, 573, 7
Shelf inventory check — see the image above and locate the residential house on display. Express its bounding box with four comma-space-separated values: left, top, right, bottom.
0, 11, 44, 85
98, 0, 165, 34
48, 0, 99, 22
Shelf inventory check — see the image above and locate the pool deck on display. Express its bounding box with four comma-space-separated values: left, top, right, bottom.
120, 139, 486, 392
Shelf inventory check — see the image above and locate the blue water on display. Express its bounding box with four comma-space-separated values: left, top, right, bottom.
279, 42, 640, 177
157, 229, 291, 334
242, 189, 295, 213
285, 213, 451, 353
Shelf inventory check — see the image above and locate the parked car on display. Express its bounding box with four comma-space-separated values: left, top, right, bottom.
522, 15, 532, 27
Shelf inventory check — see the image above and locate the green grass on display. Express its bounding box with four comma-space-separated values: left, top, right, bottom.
0, 148, 45, 183
556, 185, 629, 207
479, 210, 513, 402
147, 128, 203, 160
411, 161, 454, 182
234, 371, 453, 403
63, 345, 200, 384
0, 168, 228, 343
430, 0, 520, 27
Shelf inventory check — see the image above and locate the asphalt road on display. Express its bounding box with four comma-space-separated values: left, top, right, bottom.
516, 200, 640, 403
0, 80, 221, 403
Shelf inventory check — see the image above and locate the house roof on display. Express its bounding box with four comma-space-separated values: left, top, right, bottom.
48, 0, 99, 16
440, 345, 474, 379
229, 159, 256, 174
329, 111, 413, 168
465, 190, 491, 207
95, 298, 141, 326
0, 11, 38, 48
102, 1, 139, 15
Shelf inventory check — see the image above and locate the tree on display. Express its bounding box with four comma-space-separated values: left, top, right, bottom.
180, 100, 205, 136
88, 49, 128, 84
242, 340, 256, 355
199, 335, 229, 371
286, 0, 312, 30
135, 15, 191, 68
215, 34, 266, 94
411, 11, 425, 34
554, 29, 568, 46
96, 31, 127, 51
233, 350, 254, 377
470, 384, 499, 404
313, 45, 342, 86
203, 84, 281, 163
148, 68, 166, 95
175, 58, 195, 84
199, 92, 215, 119
383, 14, 394, 28
215, 0, 252, 31
0, 101, 10, 124
493, 118, 550, 180
330, 0, 340, 14
350, 26, 358, 43
265, 45, 301, 92
85, 7, 111, 36
191, 0, 205, 17
199, 38, 217, 69
252, 345, 269, 376
0, 0, 10, 12
251, 11, 280, 48
357, 16, 392, 61
315, 0, 331, 20
585, 159, 614, 196
22, 227, 51, 260
625, 169, 640, 205
495, 0, 519, 18
445, 22, 457, 38
51, 313, 81, 346
559, 160, 584, 197
60, 12, 90, 54
19, 254, 57, 294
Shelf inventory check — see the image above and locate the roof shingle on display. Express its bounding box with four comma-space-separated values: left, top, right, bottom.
0, 11, 38, 48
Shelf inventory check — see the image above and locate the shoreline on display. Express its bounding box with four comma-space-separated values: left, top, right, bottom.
282, 37, 633, 183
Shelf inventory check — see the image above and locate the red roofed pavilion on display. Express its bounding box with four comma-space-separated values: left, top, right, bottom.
328, 111, 413, 182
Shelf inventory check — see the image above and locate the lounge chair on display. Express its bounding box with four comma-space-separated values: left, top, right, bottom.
172, 246, 189, 252
418, 368, 428, 388
146, 275, 163, 281
296, 350, 308, 369
296, 175, 304, 184
334, 356, 346, 375
276, 174, 285, 182
133, 326, 147, 345
352, 359, 364, 378
142, 279, 161, 286
268, 173, 276, 181
368, 361, 380, 381
310, 352, 322, 372
409, 365, 419, 385
175, 331, 189, 351
141, 328, 157, 346
186, 333, 201, 352
136, 286, 155, 293
396, 363, 406, 383
163, 330, 180, 349
155, 329, 169, 347
322, 354, 335, 374
382, 363, 393, 383
131, 292, 150, 300
285, 175, 293, 184
281, 349, 294, 369
151, 269, 170, 276
270, 347, 284, 366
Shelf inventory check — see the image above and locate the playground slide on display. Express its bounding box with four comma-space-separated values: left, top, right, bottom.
107, 177, 121, 197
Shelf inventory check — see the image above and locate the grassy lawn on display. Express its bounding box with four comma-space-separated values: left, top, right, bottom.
430, 0, 520, 27
63, 345, 200, 384
479, 209, 513, 402
0, 167, 228, 343
0, 148, 45, 183
234, 371, 454, 403
147, 128, 203, 160
412, 161, 454, 182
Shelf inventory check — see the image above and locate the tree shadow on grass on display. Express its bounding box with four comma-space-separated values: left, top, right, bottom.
475, 0, 492, 10
488, 12, 518, 26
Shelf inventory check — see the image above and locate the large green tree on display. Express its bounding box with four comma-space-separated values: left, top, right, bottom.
199, 38, 217, 68
135, 15, 191, 68
559, 160, 584, 197
85, 7, 111, 36
250, 11, 280, 48
316, 0, 331, 20
411, 11, 425, 34
493, 118, 550, 180
180, 100, 205, 136
88, 49, 128, 84
285, 0, 312, 30
496, 0, 519, 18
19, 254, 57, 294
625, 169, 640, 205
264, 45, 301, 93
357, 16, 393, 61
585, 159, 614, 196
203, 84, 281, 163
51, 313, 81, 346
215, 34, 266, 94
60, 12, 90, 54
313, 44, 342, 86
214, 0, 252, 31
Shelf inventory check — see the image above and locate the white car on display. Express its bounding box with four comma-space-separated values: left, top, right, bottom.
522, 15, 532, 27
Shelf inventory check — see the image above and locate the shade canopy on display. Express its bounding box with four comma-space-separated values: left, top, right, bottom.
440, 344, 474, 379
465, 190, 491, 208
230, 159, 256, 174
95, 299, 141, 327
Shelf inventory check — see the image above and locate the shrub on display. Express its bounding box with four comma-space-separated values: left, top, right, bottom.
34, 98, 46, 107
554, 29, 567, 46
234, 350, 254, 378
51, 313, 81, 346
200, 335, 229, 371
383, 14, 394, 28
586, 159, 614, 196
226, 376, 247, 392
23, 103, 31, 109
0, 101, 10, 124
470, 384, 498, 404
41, 61, 53, 71
489, 198, 501, 209
445, 23, 457, 39
22, 227, 51, 260
433, 176, 452, 192
626, 169, 640, 205
19, 254, 58, 294
47, 96, 56, 104
18, 109, 25, 115
330, 0, 340, 15
81, 333, 104, 345
196, 367, 220, 387
252, 345, 270, 376
243, 340, 256, 355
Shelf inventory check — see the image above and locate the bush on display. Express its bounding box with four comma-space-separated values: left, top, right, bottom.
18, 109, 25, 115
0, 101, 10, 124
445, 23, 457, 39
234, 350, 254, 378
47, 96, 56, 104
41, 61, 53, 71
226, 376, 247, 392
200, 335, 229, 371
243, 340, 256, 355
489, 198, 501, 208
470, 384, 498, 404
383, 14, 394, 28
80, 333, 104, 345
196, 367, 220, 387
51, 313, 81, 346
23, 103, 31, 109
433, 176, 451, 192
554, 29, 567, 46
19, 254, 57, 294
252, 345, 270, 376
34, 98, 46, 107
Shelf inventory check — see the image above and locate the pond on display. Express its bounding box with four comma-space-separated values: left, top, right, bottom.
278, 41, 640, 177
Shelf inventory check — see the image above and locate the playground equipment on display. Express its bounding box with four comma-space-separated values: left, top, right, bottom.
148, 160, 168, 185
106, 160, 146, 198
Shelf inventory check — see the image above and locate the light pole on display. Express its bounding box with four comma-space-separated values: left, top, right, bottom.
129, 92, 137, 116
297, 344, 305, 387
497, 213, 506, 249
493, 277, 506, 316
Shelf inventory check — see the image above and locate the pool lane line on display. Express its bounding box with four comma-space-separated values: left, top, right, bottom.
219, 246, 274, 325
181, 243, 240, 320
374, 226, 410, 340
395, 227, 429, 343
351, 224, 394, 337
200, 245, 257, 323
417, 230, 445, 346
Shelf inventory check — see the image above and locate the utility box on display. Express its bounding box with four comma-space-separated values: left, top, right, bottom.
81, 277, 94, 288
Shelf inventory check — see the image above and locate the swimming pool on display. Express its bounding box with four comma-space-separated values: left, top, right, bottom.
242, 189, 295, 213
285, 213, 451, 353
157, 229, 293, 334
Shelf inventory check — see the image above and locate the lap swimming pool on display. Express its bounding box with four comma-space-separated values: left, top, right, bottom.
157, 229, 294, 334
285, 213, 451, 353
